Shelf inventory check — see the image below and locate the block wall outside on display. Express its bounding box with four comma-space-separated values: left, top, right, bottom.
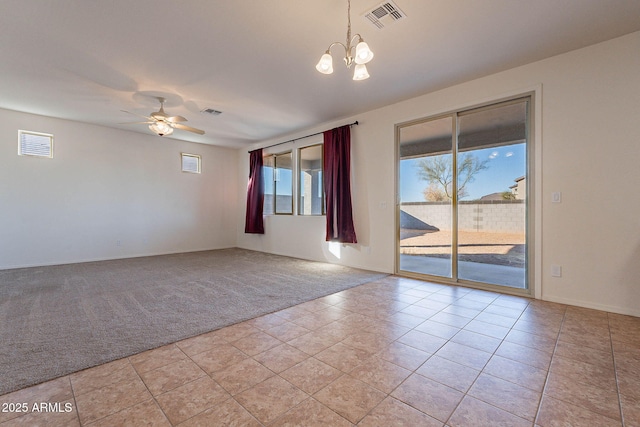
401, 201, 525, 233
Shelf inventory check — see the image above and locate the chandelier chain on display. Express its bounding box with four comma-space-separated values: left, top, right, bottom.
346, 0, 352, 45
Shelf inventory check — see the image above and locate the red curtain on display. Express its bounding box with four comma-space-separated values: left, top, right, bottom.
323, 125, 357, 243
244, 149, 265, 234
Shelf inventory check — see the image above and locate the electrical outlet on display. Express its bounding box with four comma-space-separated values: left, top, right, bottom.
116, 240, 121, 247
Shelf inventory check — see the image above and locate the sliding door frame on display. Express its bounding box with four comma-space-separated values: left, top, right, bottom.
395, 89, 541, 298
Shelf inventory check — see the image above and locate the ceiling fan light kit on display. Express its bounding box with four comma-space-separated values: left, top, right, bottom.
316, 0, 374, 80
121, 97, 205, 137
149, 121, 173, 136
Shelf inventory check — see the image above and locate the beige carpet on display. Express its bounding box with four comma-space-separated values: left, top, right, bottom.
0, 248, 387, 395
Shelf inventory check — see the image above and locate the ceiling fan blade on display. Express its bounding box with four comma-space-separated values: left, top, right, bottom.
121, 110, 155, 121
118, 121, 154, 125
151, 111, 168, 120
167, 115, 187, 122
173, 123, 205, 135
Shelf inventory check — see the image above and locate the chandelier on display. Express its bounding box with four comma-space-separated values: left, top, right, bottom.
315, 0, 374, 80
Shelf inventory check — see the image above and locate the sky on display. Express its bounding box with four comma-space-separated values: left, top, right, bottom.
400, 143, 526, 202
264, 166, 292, 196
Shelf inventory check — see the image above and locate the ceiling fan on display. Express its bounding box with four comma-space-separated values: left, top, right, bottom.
120, 97, 205, 136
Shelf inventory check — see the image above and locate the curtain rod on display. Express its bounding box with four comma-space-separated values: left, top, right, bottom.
249, 121, 359, 153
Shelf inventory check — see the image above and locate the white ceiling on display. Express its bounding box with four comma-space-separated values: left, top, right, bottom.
2, 0, 640, 148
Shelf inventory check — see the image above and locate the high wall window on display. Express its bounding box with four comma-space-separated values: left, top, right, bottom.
181, 153, 201, 173
18, 130, 53, 158
298, 144, 324, 215
263, 151, 293, 215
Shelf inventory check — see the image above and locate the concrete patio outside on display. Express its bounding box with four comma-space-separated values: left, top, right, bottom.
400, 229, 526, 288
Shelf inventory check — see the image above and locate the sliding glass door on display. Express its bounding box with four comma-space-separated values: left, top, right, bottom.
399, 116, 454, 279
398, 97, 530, 290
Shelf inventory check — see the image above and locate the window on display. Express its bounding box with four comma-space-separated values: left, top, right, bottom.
263, 144, 325, 216
18, 130, 53, 158
181, 153, 201, 173
298, 144, 324, 215
263, 151, 293, 215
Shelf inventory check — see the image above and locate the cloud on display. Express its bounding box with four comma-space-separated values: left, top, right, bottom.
489, 151, 499, 159
505, 151, 514, 157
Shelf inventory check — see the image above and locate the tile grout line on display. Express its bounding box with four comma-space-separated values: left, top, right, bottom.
129, 353, 174, 427
443, 294, 534, 426
347, 287, 533, 425
67, 376, 82, 427
292, 282, 437, 424
186, 334, 275, 427
608, 312, 625, 427
536, 308, 625, 426
531, 304, 567, 426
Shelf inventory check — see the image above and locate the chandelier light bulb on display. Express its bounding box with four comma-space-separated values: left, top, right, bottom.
316, 53, 334, 74
353, 64, 370, 81
354, 41, 373, 64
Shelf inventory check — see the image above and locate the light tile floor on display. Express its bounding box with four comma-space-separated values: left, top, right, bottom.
1, 276, 639, 426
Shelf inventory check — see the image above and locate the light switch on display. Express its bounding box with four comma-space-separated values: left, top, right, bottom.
552, 192, 562, 203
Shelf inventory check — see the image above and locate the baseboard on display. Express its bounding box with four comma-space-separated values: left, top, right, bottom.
0, 246, 237, 271
234, 244, 391, 275
542, 294, 640, 318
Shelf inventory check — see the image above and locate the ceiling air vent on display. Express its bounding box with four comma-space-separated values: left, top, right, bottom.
364, 1, 406, 29
200, 108, 222, 116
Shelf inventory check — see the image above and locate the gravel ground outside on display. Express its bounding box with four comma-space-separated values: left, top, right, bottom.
400, 229, 526, 267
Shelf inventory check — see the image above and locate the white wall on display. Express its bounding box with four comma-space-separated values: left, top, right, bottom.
0, 109, 239, 268
238, 31, 640, 316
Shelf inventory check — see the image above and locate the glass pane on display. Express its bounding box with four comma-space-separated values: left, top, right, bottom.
456, 100, 528, 288
263, 155, 275, 215
299, 145, 323, 215
274, 152, 293, 214
399, 116, 453, 278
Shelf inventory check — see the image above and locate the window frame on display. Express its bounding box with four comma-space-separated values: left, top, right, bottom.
297, 143, 325, 216
263, 153, 275, 215
263, 150, 294, 215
